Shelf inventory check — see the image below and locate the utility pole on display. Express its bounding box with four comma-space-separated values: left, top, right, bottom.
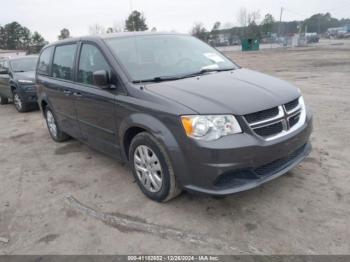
278, 7, 284, 36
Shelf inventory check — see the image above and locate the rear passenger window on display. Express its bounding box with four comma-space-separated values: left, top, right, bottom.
52, 44, 76, 81
38, 47, 53, 75
78, 44, 111, 86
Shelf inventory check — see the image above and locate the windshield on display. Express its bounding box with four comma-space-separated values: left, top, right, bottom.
105, 34, 237, 82
10, 57, 37, 72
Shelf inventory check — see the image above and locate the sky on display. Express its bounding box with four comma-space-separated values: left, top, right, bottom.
1, 0, 350, 42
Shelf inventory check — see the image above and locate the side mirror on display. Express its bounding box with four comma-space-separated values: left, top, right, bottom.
0, 68, 8, 75
93, 70, 109, 88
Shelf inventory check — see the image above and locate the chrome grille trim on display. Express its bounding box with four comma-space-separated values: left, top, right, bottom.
250, 106, 284, 128
284, 102, 301, 115
243, 96, 306, 141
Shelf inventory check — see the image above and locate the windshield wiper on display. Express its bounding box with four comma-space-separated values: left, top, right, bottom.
167, 67, 236, 80
132, 67, 236, 84
187, 67, 235, 77
133, 75, 183, 83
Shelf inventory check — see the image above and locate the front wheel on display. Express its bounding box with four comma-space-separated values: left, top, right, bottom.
129, 132, 182, 202
12, 89, 29, 112
44, 106, 70, 142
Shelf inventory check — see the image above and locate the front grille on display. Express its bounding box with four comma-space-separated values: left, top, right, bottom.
243, 97, 304, 140
24, 85, 36, 92
289, 113, 300, 128
284, 98, 299, 112
255, 144, 307, 176
254, 122, 283, 137
244, 107, 279, 124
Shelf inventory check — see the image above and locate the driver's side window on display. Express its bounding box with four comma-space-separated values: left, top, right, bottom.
78, 44, 111, 86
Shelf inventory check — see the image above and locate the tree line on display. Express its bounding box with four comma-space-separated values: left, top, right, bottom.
0, 22, 47, 53
88, 10, 150, 35
0, 10, 149, 52
1, 10, 349, 53
192, 12, 350, 43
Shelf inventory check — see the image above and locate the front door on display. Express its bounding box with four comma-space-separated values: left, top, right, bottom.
74, 43, 120, 158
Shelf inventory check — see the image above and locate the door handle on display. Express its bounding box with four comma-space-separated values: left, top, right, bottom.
63, 90, 72, 96
73, 92, 82, 97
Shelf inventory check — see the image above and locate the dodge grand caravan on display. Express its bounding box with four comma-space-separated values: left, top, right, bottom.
0, 55, 38, 112
36, 32, 312, 202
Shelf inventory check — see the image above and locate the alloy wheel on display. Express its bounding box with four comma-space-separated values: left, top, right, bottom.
46, 110, 58, 138
134, 145, 163, 193
13, 93, 22, 110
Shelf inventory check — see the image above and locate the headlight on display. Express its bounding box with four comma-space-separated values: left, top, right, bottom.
181, 115, 242, 141
18, 79, 34, 84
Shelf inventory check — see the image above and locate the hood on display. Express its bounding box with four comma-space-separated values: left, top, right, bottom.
13, 71, 35, 82
146, 68, 300, 115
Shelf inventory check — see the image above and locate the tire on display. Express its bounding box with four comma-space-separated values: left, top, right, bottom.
12, 89, 29, 112
44, 106, 70, 142
129, 132, 182, 202
0, 96, 9, 105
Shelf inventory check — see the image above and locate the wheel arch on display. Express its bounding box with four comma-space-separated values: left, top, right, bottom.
10, 85, 17, 93
37, 94, 50, 116
119, 113, 188, 188
119, 113, 181, 162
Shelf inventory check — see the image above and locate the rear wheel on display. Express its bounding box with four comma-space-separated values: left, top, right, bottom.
44, 106, 70, 142
12, 89, 29, 112
129, 132, 182, 202
0, 96, 9, 105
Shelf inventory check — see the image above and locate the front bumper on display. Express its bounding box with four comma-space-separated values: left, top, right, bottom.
18, 85, 37, 103
176, 112, 313, 196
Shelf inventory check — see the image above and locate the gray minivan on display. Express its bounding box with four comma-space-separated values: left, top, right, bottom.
36, 32, 312, 202
0, 56, 38, 112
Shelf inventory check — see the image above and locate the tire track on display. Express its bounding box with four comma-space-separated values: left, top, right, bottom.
65, 195, 248, 253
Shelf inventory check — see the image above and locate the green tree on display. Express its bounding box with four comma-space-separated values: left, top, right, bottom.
31, 31, 45, 45
58, 28, 70, 40
2, 22, 31, 50
303, 13, 340, 33
211, 21, 221, 31
244, 21, 261, 40
0, 26, 5, 49
261, 13, 275, 36
125, 10, 148, 31
191, 23, 208, 41
30, 31, 47, 54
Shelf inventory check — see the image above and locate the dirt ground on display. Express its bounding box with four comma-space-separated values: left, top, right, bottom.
0, 39, 349, 255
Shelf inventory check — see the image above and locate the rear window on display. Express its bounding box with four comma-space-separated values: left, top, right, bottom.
52, 44, 77, 81
38, 47, 53, 75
